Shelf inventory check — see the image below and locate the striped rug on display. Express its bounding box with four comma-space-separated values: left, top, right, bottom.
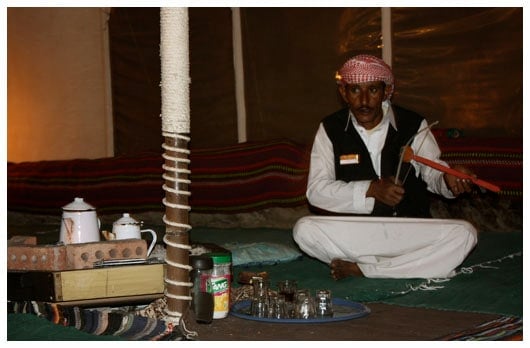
437, 316, 522, 341
7, 301, 189, 341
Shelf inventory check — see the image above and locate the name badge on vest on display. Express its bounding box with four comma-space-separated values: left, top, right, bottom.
340, 154, 359, 165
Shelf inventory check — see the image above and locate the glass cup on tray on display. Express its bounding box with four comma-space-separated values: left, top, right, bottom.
295, 289, 316, 319
315, 289, 333, 317
251, 276, 270, 318
277, 279, 297, 318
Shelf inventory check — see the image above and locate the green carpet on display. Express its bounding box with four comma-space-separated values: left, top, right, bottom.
6, 226, 522, 341
7, 313, 122, 341
381, 230, 522, 316
190, 227, 522, 317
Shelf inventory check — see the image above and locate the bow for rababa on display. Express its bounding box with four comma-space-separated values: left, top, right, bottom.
394, 120, 439, 184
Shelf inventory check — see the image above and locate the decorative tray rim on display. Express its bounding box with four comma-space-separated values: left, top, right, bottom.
230, 297, 370, 323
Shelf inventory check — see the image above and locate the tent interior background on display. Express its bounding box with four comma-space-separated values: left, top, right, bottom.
7, 7, 522, 163
6, 7, 524, 341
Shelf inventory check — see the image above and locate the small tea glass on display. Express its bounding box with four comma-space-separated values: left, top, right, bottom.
295, 289, 316, 319
268, 294, 287, 319
315, 289, 333, 317
277, 280, 297, 318
251, 276, 270, 318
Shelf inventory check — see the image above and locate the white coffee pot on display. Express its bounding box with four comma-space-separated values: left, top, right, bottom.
106, 213, 157, 257
59, 197, 101, 244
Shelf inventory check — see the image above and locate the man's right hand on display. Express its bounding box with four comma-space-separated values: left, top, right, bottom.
366, 177, 405, 206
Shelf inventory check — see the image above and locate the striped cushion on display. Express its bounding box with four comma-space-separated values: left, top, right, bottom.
7, 153, 164, 215
7, 137, 522, 216
189, 140, 310, 213
437, 137, 522, 199
7, 140, 310, 215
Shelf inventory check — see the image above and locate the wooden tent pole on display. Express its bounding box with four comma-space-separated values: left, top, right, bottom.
381, 7, 392, 67
159, 7, 192, 323
231, 7, 247, 143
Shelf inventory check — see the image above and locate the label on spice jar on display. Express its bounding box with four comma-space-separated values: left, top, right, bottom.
211, 275, 230, 317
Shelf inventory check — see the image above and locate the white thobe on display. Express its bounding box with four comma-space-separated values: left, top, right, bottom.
293, 101, 478, 278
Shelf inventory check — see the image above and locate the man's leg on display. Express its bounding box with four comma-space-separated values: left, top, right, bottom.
293, 215, 477, 279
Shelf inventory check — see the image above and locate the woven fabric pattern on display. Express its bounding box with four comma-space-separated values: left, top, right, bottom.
7, 139, 310, 215
437, 316, 522, 341
7, 137, 521, 216
7, 301, 183, 341
437, 136, 522, 198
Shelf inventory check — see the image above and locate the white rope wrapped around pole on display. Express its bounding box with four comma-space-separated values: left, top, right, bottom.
161, 7, 190, 134
160, 7, 193, 325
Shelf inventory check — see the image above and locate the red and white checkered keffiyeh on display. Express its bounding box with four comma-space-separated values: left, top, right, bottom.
335, 55, 394, 99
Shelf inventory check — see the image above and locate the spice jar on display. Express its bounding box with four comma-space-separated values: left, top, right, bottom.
190, 255, 214, 323
207, 252, 232, 319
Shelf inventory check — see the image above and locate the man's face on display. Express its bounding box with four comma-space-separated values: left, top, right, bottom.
339, 81, 390, 130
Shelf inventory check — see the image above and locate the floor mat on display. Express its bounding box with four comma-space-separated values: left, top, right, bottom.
190, 227, 522, 317
6, 227, 522, 340
7, 304, 187, 341
436, 316, 523, 340
381, 231, 522, 316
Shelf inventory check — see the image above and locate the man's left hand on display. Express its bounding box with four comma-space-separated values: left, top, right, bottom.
443, 165, 475, 196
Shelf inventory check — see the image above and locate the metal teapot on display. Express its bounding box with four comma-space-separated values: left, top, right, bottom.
104, 213, 157, 257
59, 197, 101, 244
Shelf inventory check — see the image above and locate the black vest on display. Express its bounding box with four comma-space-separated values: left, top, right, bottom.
321, 105, 431, 217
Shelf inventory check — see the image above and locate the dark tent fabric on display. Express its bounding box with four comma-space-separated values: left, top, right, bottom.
109, 8, 522, 155
109, 8, 238, 155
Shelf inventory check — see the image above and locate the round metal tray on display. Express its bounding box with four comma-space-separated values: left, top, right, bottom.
230, 298, 370, 323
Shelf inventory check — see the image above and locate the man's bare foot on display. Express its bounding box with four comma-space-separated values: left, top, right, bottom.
330, 259, 364, 280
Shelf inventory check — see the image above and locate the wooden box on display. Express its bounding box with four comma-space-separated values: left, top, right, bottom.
8, 263, 165, 305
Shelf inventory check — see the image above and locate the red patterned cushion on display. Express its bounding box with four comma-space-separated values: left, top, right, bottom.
437, 136, 522, 199
7, 140, 310, 215
189, 140, 310, 213
7, 136, 521, 216
7, 152, 164, 215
